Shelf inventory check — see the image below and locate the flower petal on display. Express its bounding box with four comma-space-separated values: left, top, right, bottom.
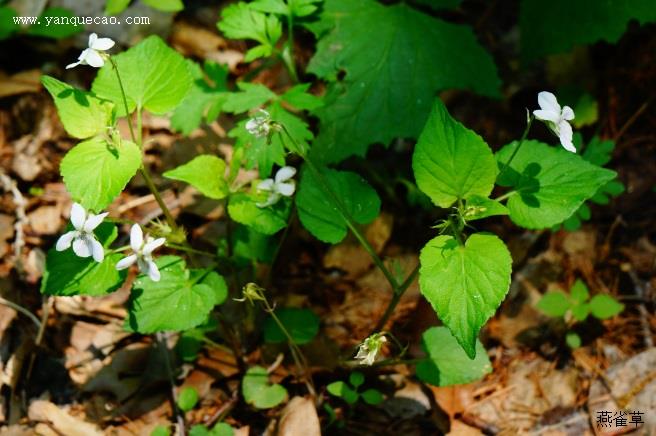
56, 231, 76, 251
275, 166, 296, 183
84, 49, 105, 68
130, 224, 143, 252
561, 106, 575, 121
257, 179, 275, 191
276, 181, 295, 197
115, 254, 137, 270
88, 33, 98, 47
533, 109, 560, 124
83, 212, 108, 232
255, 193, 279, 208
91, 238, 104, 262
70, 203, 86, 230
558, 121, 576, 153
146, 260, 161, 282
143, 237, 165, 255
537, 91, 560, 114
65, 61, 81, 69
90, 36, 115, 51
72, 236, 92, 258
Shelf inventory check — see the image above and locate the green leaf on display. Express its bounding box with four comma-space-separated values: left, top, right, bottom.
566, 331, 582, 349
225, 224, 276, 263
92, 35, 191, 116
536, 290, 571, 317
419, 233, 512, 358
307, 0, 500, 163
496, 140, 617, 229
242, 366, 288, 409
222, 82, 276, 114
349, 372, 364, 389
360, 389, 384, 405
42, 75, 114, 139
27, 8, 83, 39
416, 326, 491, 386
521, 0, 656, 62
251, 0, 289, 15
177, 387, 199, 412
41, 223, 126, 296
412, 0, 462, 10
126, 256, 228, 333
463, 196, 509, 221
171, 60, 229, 135
326, 381, 358, 404
570, 279, 589, 304
296, 166, 381, 244
228, 192, 291, 235
0, 7, 19, 39
281, 84, 323, 111
412, 100, 498, 208
582, 136, 615, 167
263, 307, 320, 345
105, 0, 131, 15
571, 93, 598, 128
589, 295, 624, 320
210, 423, 234, 436
60, 137, 141, 212
150, 425, 171, 436
142, 0, 184, 12
571, 303, 590, 322
164, 155, 229, 200
218, 3, 282, 62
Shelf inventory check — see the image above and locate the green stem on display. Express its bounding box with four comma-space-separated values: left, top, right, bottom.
0, 296, 41, 329
494, 190, 516, 202
282, 13, 299, 82
262, 298, 315, 396
108, 57, 136, 144
370, 264, 419, 335
499, 116, 533, 178
139, 166, 178, 232
166, 243, 216, 258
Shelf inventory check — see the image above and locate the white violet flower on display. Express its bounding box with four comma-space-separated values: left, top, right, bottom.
355, 333, 387, 366
66, 33, 115, 69
116, 224, 166, 282
56, 202, 108, 262
245, 109, 272, 138
533, 91, 576, 153
256, 166, 297, 208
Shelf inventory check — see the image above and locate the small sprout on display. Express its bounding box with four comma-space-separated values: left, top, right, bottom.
66, 33, 115, 69
464, 205, 487, 218
354, 333, 387, 366
235, 282, 267, 305
533, 91, 576, 153
56, 202, 107, 262
116, 224, 166, 282
245, 109, 274, 138
256, 166, 297, 208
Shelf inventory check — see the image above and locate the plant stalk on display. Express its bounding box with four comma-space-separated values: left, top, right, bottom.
498, 115, 533, 178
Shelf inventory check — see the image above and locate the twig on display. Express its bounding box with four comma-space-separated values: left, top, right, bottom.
0, 170, 28, 274
613, 99, 651, 143
624, 267, 654, 348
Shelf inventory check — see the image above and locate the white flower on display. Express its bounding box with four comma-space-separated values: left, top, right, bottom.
56, 202, 107, 262
533, 91, 576, 153
115, 224, 166, 282
66, 33, 115, 69
245, 109, 272, 138
354, 333, 387, 366
256, 166, 296, 208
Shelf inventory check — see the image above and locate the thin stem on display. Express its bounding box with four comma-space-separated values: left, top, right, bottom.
139, 166, 178, 232
370, 264, 419, 334
0, 296, 41, 330
156, 332, 185, 434
494, 190, 516, 202
498, 115, 533, 178
108, 57, 136, 144
166, 243, 216, 258
282, 13, 299, 82
262, 298, 315, 396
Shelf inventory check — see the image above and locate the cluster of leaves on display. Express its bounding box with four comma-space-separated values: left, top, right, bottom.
105, 0, 184, 15
537, 279, 624, 348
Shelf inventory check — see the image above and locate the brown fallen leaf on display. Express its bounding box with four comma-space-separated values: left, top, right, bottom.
27, 205, 62, 235
277, 396, 320, 436
28, 400, 103, 436
0, 70, 41, 98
